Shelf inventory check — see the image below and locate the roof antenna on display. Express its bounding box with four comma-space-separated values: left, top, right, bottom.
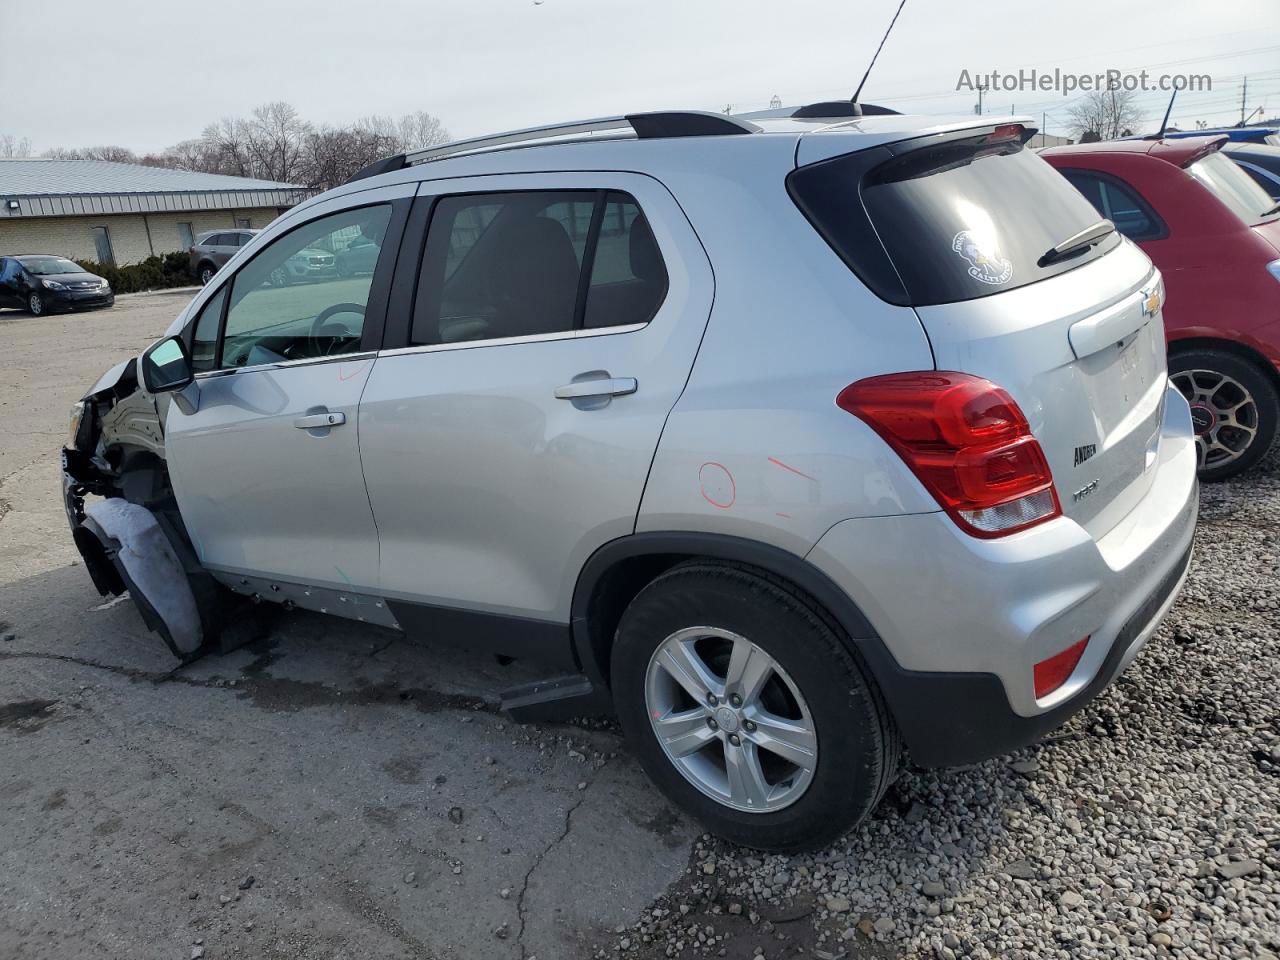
850, 0, 909, 117
1152, 88, 1178, 140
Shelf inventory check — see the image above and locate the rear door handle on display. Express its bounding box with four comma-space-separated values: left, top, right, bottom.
293, 411, 347, 429
554, 377, 638, 400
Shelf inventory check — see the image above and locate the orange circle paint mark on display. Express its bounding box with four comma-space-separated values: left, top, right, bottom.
698, 461, 736, 509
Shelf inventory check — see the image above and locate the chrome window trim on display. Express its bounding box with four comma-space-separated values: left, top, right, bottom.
193, 350, 378, 380
378, 322, 646, 358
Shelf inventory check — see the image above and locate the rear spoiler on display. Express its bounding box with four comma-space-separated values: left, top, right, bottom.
1176, 135, 1230, 168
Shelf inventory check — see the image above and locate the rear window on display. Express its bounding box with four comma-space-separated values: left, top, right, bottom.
1188, 151, 1280, 225
789, 128, 1119, 306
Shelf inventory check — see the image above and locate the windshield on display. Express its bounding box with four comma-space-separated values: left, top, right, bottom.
789, 129, 1117, 306
19, 257, 84, 275
1188, 151, 1279, 224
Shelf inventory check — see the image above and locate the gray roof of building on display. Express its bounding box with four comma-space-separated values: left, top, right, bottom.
0, 159, 313, 220
0, 159, 301, 196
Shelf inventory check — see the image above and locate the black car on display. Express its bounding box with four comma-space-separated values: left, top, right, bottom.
0, 255, 114, 316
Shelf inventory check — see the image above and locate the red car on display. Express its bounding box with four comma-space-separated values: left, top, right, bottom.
1043, 136, 1280, 480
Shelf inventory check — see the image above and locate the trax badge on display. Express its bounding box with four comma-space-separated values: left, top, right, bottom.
952, 230, 1013, 285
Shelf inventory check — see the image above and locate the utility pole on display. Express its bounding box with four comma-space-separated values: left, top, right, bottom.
1241, 77, 1248, 125
974, 81, 987, 115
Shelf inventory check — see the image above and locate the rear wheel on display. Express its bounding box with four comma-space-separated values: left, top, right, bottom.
611, 562, 898, 852
1170, 347, 1278, 481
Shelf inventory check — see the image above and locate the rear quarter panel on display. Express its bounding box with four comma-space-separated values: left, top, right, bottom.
636, 161, 938, 555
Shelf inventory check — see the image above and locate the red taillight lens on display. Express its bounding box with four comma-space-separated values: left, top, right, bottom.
1034, 637, 1089, 698
837, 372, 1061, 538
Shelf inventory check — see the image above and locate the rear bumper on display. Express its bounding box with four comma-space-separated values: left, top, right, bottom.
808, 379, 1199, 766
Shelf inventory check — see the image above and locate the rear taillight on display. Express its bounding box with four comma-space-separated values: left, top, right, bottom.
837, 372, 1061, 538
1034, 637, 1089, 698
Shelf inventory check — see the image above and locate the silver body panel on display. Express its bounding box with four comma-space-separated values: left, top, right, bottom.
164, 181, 417, 593
358, 172, 713, 620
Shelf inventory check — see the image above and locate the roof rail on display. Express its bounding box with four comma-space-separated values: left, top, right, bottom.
344, 111, 759, 183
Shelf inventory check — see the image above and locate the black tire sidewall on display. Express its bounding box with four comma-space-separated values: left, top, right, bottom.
28, 293, 43, 315
611, 564, 890, 852
1171, 347, 1279, 481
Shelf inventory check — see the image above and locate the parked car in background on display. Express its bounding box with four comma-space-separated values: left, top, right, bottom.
1224, 142, 1280, 201
0, 255, 113, 315
1044, 136, 1280, 481
270, 246, 337, 285
336, 234, 379, 277
63, 110, 1198, 851
189, 229, 258, 286
1161, 126, 1279, 146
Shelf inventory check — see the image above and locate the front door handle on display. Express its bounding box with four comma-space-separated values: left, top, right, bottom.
293, 411, 347, 429
554, 377, 638, 400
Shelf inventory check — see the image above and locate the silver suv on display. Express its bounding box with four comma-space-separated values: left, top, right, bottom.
189, 229, 258, 285
62, 107, 1199, 851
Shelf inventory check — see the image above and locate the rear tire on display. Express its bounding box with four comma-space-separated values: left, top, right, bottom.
611, 562, 898, 852
1170, 347, 1278, 482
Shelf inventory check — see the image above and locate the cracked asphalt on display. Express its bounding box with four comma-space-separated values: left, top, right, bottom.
0, 294, 699, 960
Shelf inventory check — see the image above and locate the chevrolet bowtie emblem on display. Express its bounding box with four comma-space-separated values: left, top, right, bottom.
1140, 286, 1161, 317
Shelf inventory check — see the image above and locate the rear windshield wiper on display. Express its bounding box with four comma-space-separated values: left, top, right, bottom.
1038, 219, 1116, 267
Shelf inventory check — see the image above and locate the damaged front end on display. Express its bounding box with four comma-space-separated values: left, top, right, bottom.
62, 358, 225, 660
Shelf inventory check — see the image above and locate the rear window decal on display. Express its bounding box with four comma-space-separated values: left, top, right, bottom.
952, 230, 1013, 285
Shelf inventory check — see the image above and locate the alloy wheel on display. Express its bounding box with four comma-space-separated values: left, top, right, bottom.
644, 626, 817, 813
28, 294, 43, 316
1172, 368, 1259, 470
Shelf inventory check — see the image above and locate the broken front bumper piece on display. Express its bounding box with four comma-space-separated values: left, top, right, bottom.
65, 486, 205, 659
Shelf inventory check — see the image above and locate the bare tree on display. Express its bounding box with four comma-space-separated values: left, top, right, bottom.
1066, 89, 1144, 142
245, 102, 309, 183
40, 146, 84, 159
17, 103, 448, 188
1, 134, 32, 158
79, 145, 140, 163
395, 111, 449, 151
355, 111, 450, 152
299, 125, 399, 191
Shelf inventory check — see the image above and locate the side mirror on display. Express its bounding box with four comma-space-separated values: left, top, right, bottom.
140, 336, 194, 394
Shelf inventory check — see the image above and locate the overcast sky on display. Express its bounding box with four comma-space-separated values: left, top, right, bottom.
3, 0, 1278, 153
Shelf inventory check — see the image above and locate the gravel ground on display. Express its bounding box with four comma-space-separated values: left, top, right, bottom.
606, 449, 1280, 960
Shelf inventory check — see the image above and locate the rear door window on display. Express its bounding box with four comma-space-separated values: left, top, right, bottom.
412, 189, 667, 345
1059, 170, 1163, 241
789, 127, 1118, 306
583, 192, 668, 328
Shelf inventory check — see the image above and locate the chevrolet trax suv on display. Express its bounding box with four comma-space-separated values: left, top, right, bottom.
62, 108, 1198, 851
